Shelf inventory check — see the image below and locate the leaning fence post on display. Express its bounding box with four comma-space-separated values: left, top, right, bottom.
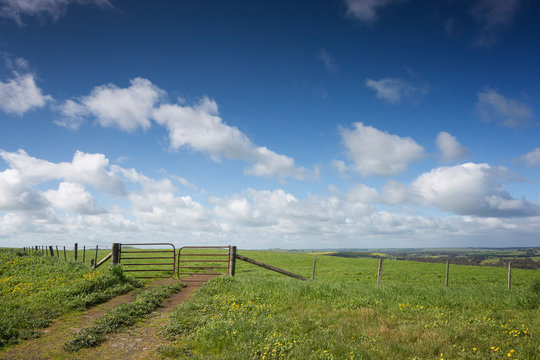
74, 243, 78, 261
377, 258, 383, 286
112, 243, 120, 265
312, 255, 318, 280
445, 259, 449, 288
508, 261, 512, 290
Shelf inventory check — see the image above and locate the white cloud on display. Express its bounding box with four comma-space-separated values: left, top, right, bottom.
61, 77, 164, 132
0, 0, 112, 25
317, 49, 337, 73
113, 166, 215, 231
54, 99, 89, 130
436, 131, 470, 163
381, 180, 410, 205
153, 97, 316, 181
475, 88, 533, 127
0, 149, 125, 195
521, 148, 540, 167
471, 0, 522, 47
0, 72, 52, 115
0, 168, 48, 211
44, 182, 102, 214
411, 162, 539, 217
339, 122, 424, 176
344, 0, 401, 24
58, 77, 314, 181
1, 150, 540, 248
366, 77, 428, 104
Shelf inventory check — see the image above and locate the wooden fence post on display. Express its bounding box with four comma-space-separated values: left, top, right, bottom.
112, 243, 120, 265
312, 255, 318, 280
508, 261, 512, 290
445, 259, 449, 288
90, 258, 95, 269
74, 243, 78, 261
49, 246, 54, 257
56, 246, 59, 257
94, 245, 99, 267
63, 246, 66, 261
228, 246, 237, 276
377, 258, 383, 286
83, 246, 86, 264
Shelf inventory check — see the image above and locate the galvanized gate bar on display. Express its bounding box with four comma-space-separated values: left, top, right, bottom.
119, 243, 176, 279
177, 246, 232, 280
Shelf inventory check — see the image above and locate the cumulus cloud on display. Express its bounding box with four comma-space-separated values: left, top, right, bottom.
0, 0, 112, 25
0, 168, 48, 211
153, 97, 317, 181
44, 182, 102, 214
0, 148, 216, 240
475, 88, 533, 127
521, 148, 540, 167
471, 0, 522, 48
339, 122, 424, 176
0, 72, 52, 115
113, 166, 215, 231
58, 77, 314, 181
436, 131, 470, 163
0, 149, 125, 195
59, 77, 164, 132
343, 0, 402, 24
411, 162, 539, 217
366, 77, 428, 104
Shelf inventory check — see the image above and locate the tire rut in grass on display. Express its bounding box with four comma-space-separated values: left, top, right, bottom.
67, 276, 214, 360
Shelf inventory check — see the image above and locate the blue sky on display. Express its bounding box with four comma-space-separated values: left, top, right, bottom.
1, 0, 539, 249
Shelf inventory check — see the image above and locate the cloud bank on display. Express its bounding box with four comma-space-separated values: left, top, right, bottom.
1, 149, 539, 248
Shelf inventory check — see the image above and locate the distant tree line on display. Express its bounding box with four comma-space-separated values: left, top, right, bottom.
329, 248, 540, 270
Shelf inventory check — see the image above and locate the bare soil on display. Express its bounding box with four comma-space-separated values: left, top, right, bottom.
0, 275, 214, 360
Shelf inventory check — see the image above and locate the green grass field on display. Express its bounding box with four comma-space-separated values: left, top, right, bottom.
1, 247, 539, 359
0, 249, 141, 347
163, 251, 540, 359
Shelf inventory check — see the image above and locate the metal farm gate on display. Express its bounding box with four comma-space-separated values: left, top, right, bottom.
177, 246, 233, 281
118, 243, 176, 278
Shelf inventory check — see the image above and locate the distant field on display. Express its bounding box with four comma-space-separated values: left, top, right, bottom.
324, 247, 540, 270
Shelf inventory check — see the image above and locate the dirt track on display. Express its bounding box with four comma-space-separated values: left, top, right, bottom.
0, 276, 213, 360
